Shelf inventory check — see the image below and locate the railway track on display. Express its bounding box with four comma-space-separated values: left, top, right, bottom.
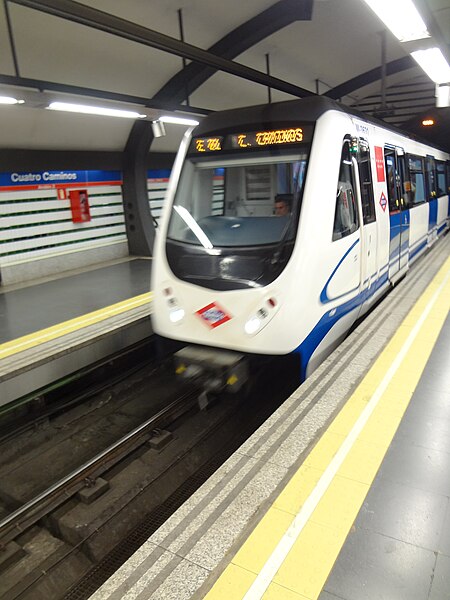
0, 347, 297, 600
0, 389, 199, 549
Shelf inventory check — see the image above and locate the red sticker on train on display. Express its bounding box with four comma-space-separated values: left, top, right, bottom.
196, 302, 231, 328
374, 146, 385, 182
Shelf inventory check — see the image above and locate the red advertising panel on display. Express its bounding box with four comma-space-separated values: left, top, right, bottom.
374, 146, 385, 182
69, 189, 91, 223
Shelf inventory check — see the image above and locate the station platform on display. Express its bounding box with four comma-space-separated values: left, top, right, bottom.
89, 234, 450, 600
0, 257, 153, 408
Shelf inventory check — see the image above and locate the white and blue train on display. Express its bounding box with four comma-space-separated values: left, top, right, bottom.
151, 97, 449, 391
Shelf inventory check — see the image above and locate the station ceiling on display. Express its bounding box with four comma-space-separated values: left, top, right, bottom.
0, 0, 449, 156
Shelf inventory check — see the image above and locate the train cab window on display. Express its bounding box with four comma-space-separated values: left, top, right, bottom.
333, 140, 359, 241
357, 139, 376, 224
167, 153, 308, 248
408, 156, 426, 205
436, 161, 446, 196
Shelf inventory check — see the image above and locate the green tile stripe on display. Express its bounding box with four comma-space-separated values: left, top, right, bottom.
0, 191, 122, 204
0, 222, 123, 245
0, 203, 123, 217
0, 213, 123, 231
0, 231, 125, 257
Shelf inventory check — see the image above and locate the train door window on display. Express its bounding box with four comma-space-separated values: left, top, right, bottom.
425, 156, 437, 199
333, 139, 359, 241
447, 162, 450, 193
384, 149, 399, 212
407, 156, 426, 205
357, 139, 376, 223
398, 154, 410, 209
436, 161, 446, 196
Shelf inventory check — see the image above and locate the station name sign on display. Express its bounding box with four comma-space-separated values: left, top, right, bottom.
190, 125, 312, 155
0, 169, 123, 190
10, 171, 78, 183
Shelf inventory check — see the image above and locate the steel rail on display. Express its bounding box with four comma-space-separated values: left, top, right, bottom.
0, 389, 199, 547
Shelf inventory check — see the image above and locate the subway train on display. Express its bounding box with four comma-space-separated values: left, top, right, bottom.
151, 97, 450, 395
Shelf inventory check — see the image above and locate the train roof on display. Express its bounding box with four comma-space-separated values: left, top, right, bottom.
193, 96, 340, 135
193, 97, 448, 154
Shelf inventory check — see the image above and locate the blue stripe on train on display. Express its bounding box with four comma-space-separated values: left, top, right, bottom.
294, 271, 389, 381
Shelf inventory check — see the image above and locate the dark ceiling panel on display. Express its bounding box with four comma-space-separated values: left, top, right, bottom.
324, 56, 415, 100
403, 108, 450, 152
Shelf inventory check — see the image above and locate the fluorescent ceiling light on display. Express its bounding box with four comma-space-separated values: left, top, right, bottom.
47, 102, 146, 119
362, 0, 430, 42
436, 84, 450, 107
159, 115, 199, 126
411, 48, 450, 84
0, 95, 24, 105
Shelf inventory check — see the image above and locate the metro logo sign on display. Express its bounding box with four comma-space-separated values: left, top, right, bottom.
379, 192, 387, 212
374, 146, 385, 182
196, 302, 231, 328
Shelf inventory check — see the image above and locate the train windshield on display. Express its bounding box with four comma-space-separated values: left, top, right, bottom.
167, 153, 308, 248
165, 150, 309, 291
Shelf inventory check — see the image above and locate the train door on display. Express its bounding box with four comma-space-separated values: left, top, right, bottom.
425, 155, 438, 245
384, 147, 410, 281
447, 161, 450, 223
354, 138, 377, 305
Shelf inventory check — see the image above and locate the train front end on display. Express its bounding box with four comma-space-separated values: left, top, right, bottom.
151, 101, 322, 392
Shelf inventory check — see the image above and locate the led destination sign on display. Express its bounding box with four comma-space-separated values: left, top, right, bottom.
195, 137, 223, 152
232, 127, 304, 148
191, 125, 312, 154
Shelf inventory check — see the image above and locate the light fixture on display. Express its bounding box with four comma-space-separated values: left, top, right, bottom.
436, 84, 450, 108
47, 102, 146, 119
0, 95, 24, 105
151, 120, 166, 138
159, 115, 199, 126
422, 119, 435, 126
362, 0, 430, 42
411, 48, 450, 84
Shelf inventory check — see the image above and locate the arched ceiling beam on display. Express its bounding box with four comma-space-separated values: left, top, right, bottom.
154, 0, 315, 104
9, 0, 315, 99
324, 56, 415, 100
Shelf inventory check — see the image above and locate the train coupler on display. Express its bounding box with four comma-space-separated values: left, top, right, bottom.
174, 346, 249, 407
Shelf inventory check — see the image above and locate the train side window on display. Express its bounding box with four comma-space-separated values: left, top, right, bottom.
436, 161, 446, 196
333, 140, 359, 241
407, 156, 426, 205
357, 140, 376, 223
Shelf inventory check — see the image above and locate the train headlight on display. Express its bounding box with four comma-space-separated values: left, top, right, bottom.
244, 315, 262, 335
164, 288, 185, 324
244, 299, 278, 336
169, 306, 185, 323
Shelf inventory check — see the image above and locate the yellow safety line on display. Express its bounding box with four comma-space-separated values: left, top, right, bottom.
0, 292, 153, 360
205, 257, 450, 600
